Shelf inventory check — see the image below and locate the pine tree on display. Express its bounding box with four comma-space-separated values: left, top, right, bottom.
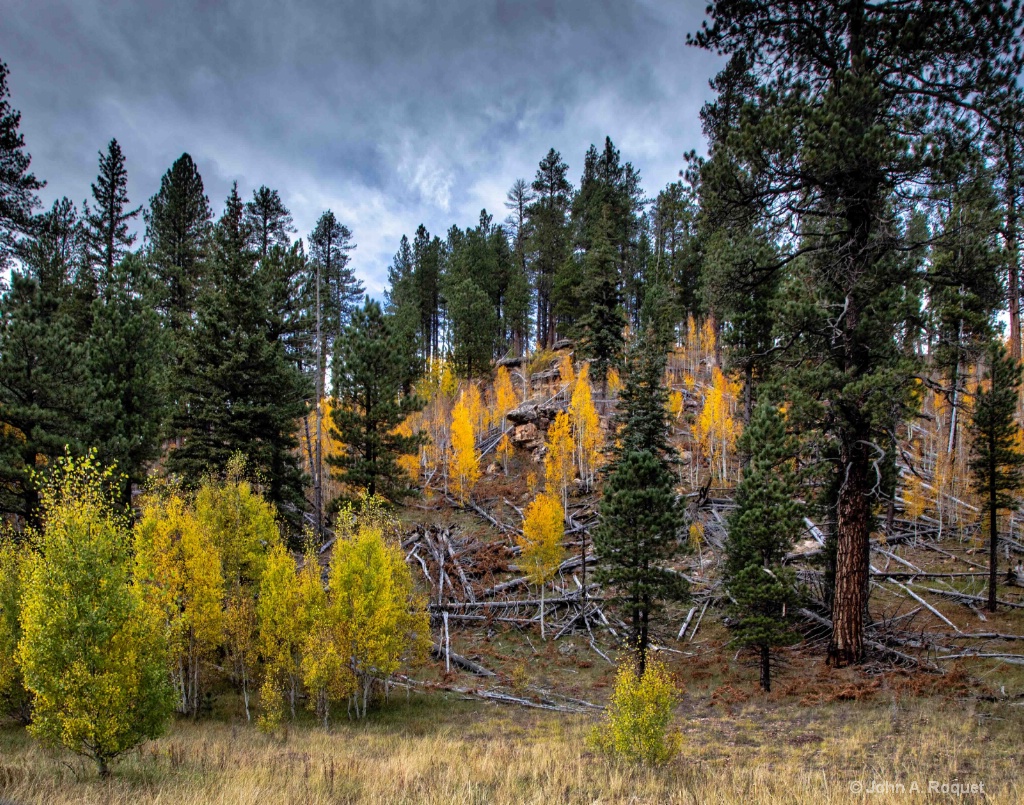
166, 185, 309, 512
594, 330, 684, 674
0, 60, 44, 270
329, 299, 424, 501
83, 139, 141, 283
244, 185, 294, 260
145, 153, 212, 330
528, 149, 572, 346
969, 341, 1024, 612
691, 0, 1023, 665
725, 402, 803, 692
17, 453, 173, 777
85, 253, 167, 503
0, 249, 87, 520
574, 212, 626, 389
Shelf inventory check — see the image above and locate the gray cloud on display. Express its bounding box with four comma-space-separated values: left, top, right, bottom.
2, 0, 723, 295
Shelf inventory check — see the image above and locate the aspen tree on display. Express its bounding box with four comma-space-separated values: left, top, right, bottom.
18, 453, 173, 777
0, 533, 30, 722
448, 393, 480, 503
569, 364, 602, 490
558, 352, 575, 388
257, 542, 305, 727
497, 432, 513, 474
493, 365, 518, 430
134, 492, 224, 717
324, 525, 429, 721
518, 491, 566, 639
544, 410, 575, 512
195, 459, 278, 721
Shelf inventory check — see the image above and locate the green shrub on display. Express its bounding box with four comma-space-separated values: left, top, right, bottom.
589, 657, 681, 764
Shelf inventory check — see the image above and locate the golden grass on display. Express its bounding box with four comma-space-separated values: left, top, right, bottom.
2, 690, 1022, 804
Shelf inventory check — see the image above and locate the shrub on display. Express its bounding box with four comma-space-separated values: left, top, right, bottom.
589, 657, 681, 765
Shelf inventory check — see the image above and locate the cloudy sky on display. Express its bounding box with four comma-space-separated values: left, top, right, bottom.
2, 0, 724, 296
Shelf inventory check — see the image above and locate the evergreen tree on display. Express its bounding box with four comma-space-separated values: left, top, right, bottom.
145, 153, 212, 330
166, 185, 309, 512
691, 0, 1023, 665
0, 60, 44, 271
329, 299, 424, 500
969, 340, 1024, 612
83, 139, 140, 283
0, 238, 86, 520
85, 253, 167, 503
528, 149, 572, 346
594, 329, 685, 674
574, 212, 626, 389
725, 402, 803, 691
505, 178, 535, 352
245, 185, 295, 260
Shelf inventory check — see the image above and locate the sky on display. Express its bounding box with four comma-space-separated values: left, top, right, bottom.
1, 0, 724, 297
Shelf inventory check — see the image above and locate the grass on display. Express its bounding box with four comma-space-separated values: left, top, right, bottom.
2, 686, 1024, 804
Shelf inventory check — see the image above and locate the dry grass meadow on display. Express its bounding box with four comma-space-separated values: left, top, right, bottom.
2, 680, 1023, 804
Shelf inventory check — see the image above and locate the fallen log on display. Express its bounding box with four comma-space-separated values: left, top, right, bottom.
429, 644, 496, 677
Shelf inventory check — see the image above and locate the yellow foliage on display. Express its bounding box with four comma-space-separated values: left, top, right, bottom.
589, 658, 682, 765
544, 411, 576, 511
902, 473, 927, 520
688, 520, 705, 552
667, 389, 684, 421
323, 525, 431, 720
448, 394, 480, 503
257, 542, 307, 727
134, 493, 224, 716
518, 492, 566, 587
497, 432, 514, 474
493, 365, 518, 428
558, 353, 575, 388
569, 364, 603, 489
700, 318, 717, 358
607, 366, 622, 395
18, 452, 173, 775
696, 367, 741, 483
0, 533, 30, 720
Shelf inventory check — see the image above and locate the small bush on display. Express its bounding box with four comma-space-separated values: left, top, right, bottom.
589, 657, 681, 765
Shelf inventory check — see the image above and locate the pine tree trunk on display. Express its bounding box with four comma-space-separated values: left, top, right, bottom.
989, 467, 999, 612
759, 644, 771, 692
828, 439, 871, 666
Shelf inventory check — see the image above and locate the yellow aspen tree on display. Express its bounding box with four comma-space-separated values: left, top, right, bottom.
493, 365, 518, 430
18, 454, 173, 777
0, 533, 31, 722
257, 542, 305, 728
297, 545, 345, 729
696, 367, 739, 484
544, 410, 576, 512
699, 317, 717, 361
607, 366, 622, 396
497, 432, 514, 474
463, 382, 485, 438
328, 525, 430, 720
559, 352, 576, 388
518, 492, 566, 639
194, 460, 278, 722
667, 389, 684, 422
569, 364, 603, 490
448, 394, 480, 503
134, 493, 224, 718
